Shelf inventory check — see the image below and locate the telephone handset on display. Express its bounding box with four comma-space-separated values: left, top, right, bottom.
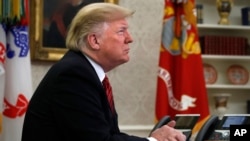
195, 115, 219, 141
149, 115, 171, 136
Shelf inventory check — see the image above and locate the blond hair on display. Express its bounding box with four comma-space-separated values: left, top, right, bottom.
66, 3, 134, 51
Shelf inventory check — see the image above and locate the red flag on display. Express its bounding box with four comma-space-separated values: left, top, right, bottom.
155, 0, 210, 136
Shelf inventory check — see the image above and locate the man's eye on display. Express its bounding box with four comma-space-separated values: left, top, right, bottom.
117, 30, 125, 35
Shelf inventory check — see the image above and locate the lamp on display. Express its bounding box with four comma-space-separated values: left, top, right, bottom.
213, 93, 231, 119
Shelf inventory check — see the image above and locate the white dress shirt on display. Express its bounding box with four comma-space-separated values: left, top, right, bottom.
147, 137, 158, 141
85, 55, 105, 82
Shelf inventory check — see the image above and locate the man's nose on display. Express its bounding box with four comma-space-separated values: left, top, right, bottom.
125, 31, 133, 43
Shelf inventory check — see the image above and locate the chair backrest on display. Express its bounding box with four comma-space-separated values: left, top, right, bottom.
149, 115, 171, 136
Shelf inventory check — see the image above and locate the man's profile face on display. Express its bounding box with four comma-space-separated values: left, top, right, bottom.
98, 19, 133, 68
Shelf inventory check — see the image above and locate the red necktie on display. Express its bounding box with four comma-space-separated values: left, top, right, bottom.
102, 75, 115, 114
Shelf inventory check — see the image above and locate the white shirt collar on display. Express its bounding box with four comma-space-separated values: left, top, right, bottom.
85, 55, 105, 82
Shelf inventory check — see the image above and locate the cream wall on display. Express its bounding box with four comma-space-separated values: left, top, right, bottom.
31, 0, 165, 135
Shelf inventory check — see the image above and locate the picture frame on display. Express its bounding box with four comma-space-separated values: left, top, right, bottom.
30, 0, 119, 61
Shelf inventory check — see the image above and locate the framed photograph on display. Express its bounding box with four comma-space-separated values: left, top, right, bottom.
30, 0, 119, 61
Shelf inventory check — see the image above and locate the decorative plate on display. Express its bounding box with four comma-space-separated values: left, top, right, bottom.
227, 64, 249, 85
203, 63, 217, 84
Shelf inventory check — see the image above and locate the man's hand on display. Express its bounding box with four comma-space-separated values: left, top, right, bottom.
150, 120, 186, 141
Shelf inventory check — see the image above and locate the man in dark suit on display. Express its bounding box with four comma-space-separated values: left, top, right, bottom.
22, 3, 186, 141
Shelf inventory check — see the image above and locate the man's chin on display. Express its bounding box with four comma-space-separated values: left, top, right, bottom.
119, 58, 130, 65
123, 57, 130, 63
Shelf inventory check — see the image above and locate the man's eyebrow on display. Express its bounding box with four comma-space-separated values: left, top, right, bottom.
120, 25, 129, 30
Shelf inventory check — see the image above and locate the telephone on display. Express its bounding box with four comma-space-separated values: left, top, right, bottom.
149, 115, 171, 136
150, 114, 200, 141
174, 114, 200, 140
195, 114, 250, 141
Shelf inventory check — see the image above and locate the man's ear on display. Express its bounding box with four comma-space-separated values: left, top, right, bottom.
87, 33, 100, 50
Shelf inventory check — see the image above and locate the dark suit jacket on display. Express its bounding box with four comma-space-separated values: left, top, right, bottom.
22, 50, 148, 141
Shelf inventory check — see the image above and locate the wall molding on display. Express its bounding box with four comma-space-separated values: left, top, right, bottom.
119, 125, 154, 131
119, 125, 155, 137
